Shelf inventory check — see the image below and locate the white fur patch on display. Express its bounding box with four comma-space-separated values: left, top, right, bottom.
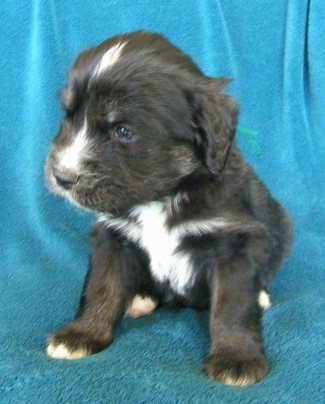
125, 295, 158, 318
47, 342, 89, 360
258, 290, 272, 311
97, 199, 231, 296
58, 120, 90, 172
93, 42, 126, 78
129, 202, 194, 294
177, 218, 231, 237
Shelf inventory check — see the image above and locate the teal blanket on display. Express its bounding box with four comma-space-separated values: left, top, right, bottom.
1, 1, 324, 402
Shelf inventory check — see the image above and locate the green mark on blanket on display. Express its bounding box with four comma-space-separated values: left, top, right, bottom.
237, 125, 263, 156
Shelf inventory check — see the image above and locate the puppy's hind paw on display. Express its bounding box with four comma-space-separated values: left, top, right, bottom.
125, 294, 158, 318
204, 352, 268, 386
258, 290, 272, 311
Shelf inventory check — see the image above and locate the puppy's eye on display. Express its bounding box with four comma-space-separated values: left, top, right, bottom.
114, 126, 135, 141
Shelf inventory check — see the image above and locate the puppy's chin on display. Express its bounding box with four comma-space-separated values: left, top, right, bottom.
66, 190, 114, 213
45, 177, 86, 211
45, 178, 139, 215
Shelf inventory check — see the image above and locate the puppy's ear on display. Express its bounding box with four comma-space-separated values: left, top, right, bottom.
188, 78, 238, 176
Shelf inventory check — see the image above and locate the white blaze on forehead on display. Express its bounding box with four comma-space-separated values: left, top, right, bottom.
58, 120, 90, 171
93, 41, 127, 78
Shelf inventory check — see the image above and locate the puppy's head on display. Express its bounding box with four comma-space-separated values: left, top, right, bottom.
45, 31, 238, 214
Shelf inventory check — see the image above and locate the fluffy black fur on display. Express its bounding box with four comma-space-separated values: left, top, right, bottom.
45, 31, 293, 386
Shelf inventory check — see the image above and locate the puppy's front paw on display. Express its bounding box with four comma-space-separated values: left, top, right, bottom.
47, 326, 112, 360
204, 351, 268, 386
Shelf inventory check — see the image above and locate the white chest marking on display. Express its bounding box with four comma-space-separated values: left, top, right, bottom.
98, 201, 231, 296
129, 203, 193, 295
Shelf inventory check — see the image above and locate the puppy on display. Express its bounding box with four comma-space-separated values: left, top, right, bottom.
45, 31, 293, 386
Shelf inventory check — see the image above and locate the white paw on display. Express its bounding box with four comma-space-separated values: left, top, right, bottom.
47, 342, 89, 360
125, 295, 158, 318
258, 290, 272, 311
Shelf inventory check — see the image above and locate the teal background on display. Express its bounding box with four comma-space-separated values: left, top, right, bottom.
0, 1, 324, 402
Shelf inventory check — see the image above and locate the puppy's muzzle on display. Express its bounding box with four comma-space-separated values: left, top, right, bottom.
53, 169, 80, 190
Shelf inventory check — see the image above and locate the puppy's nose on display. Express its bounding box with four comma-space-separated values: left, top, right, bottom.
54, 170, 79, 190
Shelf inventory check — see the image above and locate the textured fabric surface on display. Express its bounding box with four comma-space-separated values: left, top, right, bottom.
1, 1, 324, 402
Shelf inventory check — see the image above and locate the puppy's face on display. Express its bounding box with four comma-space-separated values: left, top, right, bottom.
45, 32, 237, 214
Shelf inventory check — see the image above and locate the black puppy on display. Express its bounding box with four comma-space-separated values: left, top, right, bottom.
45, 31, 293, 386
